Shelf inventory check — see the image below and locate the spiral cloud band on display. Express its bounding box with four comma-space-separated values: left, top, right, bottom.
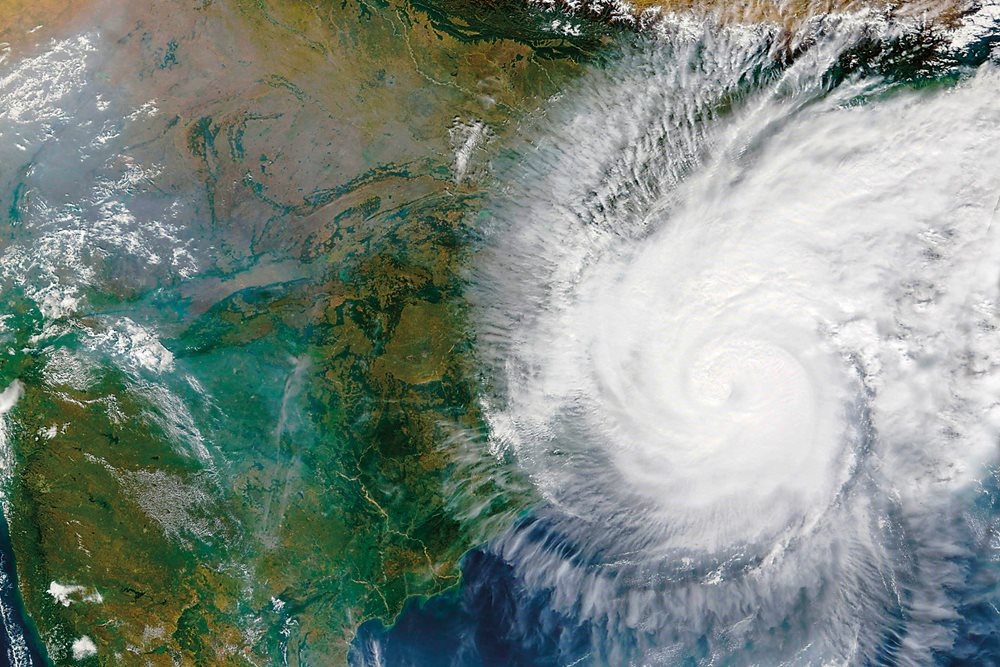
472, 14, 1000, 666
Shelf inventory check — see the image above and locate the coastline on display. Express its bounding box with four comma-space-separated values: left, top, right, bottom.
0, 511, 47, 666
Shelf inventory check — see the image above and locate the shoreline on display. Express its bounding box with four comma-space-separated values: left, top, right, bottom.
0, 510, 48, 666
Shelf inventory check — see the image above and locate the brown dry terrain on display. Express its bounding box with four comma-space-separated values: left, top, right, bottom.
0, 0, 977, 49
623, 0, 974, 23
0, 0, 97, 54
0, 0, 982, 664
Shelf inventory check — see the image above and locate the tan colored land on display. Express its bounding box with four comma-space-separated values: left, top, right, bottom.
0, 0, 91, 49
0, 0, 982, 665
0, 0, 977, 59
0, 0, 977, 41
560, 0, 976, 29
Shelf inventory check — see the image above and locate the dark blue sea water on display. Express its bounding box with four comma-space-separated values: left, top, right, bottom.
0, 514, 46, 667
351, 489, 1000, 667
349, 545, 594, 667
2, 5, 1000, 667
347, 17, 1000, 667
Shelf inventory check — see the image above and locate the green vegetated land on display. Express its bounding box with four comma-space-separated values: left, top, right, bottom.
0, 0, 621, 663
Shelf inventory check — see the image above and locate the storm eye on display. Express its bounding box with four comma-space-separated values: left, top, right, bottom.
472, 12, 1000, 666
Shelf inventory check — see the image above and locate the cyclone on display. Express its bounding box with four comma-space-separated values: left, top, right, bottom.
471, 11, 1000, 666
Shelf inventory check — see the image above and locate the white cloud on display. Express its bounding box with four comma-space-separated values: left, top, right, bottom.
71, 636, 97, 660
